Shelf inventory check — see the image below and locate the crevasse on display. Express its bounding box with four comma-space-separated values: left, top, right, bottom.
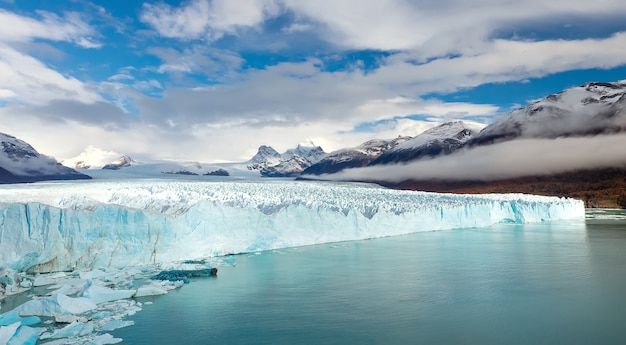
0, 180, 585, 272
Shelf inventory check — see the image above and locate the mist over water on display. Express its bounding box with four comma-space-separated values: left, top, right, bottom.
114, 210, 626, 344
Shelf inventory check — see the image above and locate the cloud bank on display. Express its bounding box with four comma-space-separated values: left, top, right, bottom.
323, 134, 626, 183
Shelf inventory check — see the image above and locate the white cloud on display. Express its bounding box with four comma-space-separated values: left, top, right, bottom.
283, 0, 626, 54
0, 9, 99, 47
282, 23, 312, 34
140, 0, 280, 41
367, 33, 626, 95
0, 9, 101, 105
128, 32, 626, 135
147, 46, 244, 78
0, 88, 16, 98
2, 1, 626, 164
0, 43, 101, 105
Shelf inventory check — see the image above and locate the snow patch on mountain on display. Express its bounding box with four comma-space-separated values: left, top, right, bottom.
470, 81, 626, 145
301, 136, 411, 175
247, 141, 326, 177
62, 146, 133, 170
369, 121, 485, 166
246, 145, 282, 171
392, 121, 485, 151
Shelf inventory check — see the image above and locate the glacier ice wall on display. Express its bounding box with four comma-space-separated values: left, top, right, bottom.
0, 181, 585, 272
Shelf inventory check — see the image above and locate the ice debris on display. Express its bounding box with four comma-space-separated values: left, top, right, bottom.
0, 312, 43, 345
1, 261, 225, 344
151, 267, 218, 283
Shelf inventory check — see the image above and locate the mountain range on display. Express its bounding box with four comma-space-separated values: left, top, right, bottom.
1, 80, 625, 208
304, 81, 626, 207
246, 141, 326, 177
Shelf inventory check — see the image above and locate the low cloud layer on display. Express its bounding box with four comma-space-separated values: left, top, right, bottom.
323, 134, 626, 183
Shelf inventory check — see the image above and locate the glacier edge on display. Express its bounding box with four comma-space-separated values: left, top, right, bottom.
0, 181, 585, 272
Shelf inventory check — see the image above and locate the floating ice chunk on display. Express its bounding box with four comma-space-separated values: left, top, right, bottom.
99, 299, 142, 317
45, 321, 94, 339
134, 285, 168, 297
90, 311, 113, 320
77, 281, 135, 304
79, 269, 109, 280
0, 311, 41, 326
15, 294, 97, 317
136, 278, 184, 295
89, 333, 123, 345
100, 319, 134, 331
6, 325, 40, 345
0, 322, 20, 344
48, 278, 87, 296
151, 268, 217, 283
55, 315, 90, 324
33, 272, 67, 287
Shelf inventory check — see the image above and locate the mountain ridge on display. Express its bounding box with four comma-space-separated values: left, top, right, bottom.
0, 133, 91, 184
247, 141, 326, 177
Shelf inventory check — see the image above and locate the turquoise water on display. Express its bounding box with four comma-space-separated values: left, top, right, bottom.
114, 210, 626, 344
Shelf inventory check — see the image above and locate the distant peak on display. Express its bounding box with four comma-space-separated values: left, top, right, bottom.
62, 146, 131, 170
256, 145, 280, 155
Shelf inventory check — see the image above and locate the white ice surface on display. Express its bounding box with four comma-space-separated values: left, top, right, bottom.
0, 180, 585, 272
77, 281, 136, 304
15, 294, 97, 317
0, 322, 20, 344
46, 321, 94, 339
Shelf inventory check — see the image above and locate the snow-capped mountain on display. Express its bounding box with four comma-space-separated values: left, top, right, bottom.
301, 136, 411, 176
369, 121, 485, 166
468, 81, 626, 146
282, 140, 326, 163
260, 155, 313, 177
0, 132, 90, 183
62, 146, 134, 170
247, 145, 282, 171
247, 141, 326, 177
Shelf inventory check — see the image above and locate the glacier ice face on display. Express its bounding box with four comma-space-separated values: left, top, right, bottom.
0, 180, 585, 273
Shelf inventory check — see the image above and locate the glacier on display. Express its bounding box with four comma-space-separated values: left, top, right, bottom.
0, 180, 585, 273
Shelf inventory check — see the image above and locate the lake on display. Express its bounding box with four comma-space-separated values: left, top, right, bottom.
110, 209, 626, 344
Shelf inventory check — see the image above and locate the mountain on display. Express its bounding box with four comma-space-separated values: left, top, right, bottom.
369, 121, 484, 166
376, 81, 626, 208
62, 146, 134, 170
247, 141, 326, 177
301, 136, 411, 176
259, 155, 313, 177
0, 132, 91, 184
282, 140, 326, 163
247, 145, 282, 171
467, 81, 626, 146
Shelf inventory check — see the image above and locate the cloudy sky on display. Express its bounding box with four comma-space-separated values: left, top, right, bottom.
1, 0, 626, 163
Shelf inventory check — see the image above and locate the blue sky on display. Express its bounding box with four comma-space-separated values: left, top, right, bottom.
1, 0, 625, 162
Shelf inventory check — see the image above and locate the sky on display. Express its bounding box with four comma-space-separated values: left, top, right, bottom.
1, 0, 626, 163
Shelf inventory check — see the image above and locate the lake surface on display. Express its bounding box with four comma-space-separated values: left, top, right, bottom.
114, 209, 626, 344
